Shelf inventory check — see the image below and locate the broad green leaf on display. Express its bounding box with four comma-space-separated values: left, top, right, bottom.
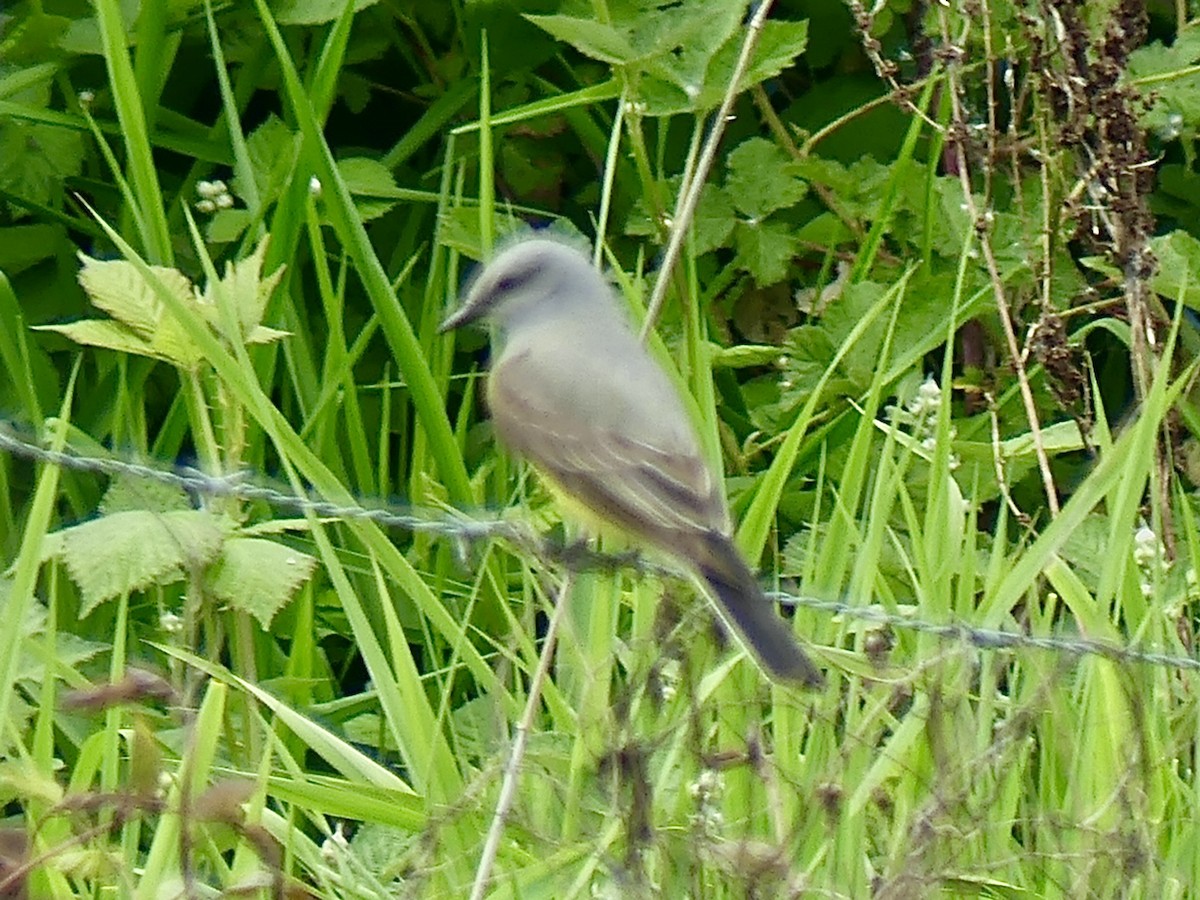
274, 0, 379, 26
77, 253, 193, 340
1129, 24, 1200, 139
99, 476, 191, 515
198, 236, 286, 338
523, 15, 636, 64
0, 122, 83, 214
337, 157, 401, 222
33, 320, 160, 359
48, 510, 226, 617
726, 137, 807, 219
205, 536, 317, 629
735, 219, 800, 285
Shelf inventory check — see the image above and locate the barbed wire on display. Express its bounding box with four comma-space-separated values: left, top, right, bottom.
3, 421, 1199, 674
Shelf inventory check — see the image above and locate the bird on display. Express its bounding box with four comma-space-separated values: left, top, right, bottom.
440, 235, 824, 688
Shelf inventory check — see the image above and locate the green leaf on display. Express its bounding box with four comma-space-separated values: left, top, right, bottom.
73, 253, 205, 367
76, 253, 191, 337
33, 320, 157, 359
735, 219, 800, 285
48, 510, 225, 617
99, 475, 191, 516
205, 537, 317, 629
337, 157, 401, 222
199, 236, 286, 339
1149, 230, 1200, 309
242, 114, 299, 203
274, 0, 380, 26
726, 137, 807, 218
523, 15, 637, 64
527, 4, 807, 116
735, 20, 809, 93
1129, 24, 1200, 140
692, 184, 737, 255
0, 224, 67, 275
0, 122, 84, 216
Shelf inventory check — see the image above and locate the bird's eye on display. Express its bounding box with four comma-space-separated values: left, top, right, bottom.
495, 265, 536, 294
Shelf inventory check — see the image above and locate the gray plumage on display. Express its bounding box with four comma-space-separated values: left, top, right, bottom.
441, 236, 823, 687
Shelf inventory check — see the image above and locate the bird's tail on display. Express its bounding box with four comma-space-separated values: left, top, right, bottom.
695, 533, 825, 688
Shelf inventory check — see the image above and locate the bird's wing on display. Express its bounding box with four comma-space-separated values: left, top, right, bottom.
488, 346, 728, 543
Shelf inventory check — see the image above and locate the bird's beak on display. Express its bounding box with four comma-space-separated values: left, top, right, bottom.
438, 302, 475, 333
436, 309, 463, 338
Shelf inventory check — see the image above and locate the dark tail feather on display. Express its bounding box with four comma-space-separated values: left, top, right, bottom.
696, 534, 825, 688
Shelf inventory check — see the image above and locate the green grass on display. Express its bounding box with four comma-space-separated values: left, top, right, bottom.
1, 1, 1200, 897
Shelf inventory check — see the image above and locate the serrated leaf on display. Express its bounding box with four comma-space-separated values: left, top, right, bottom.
52, 510, 225, 617
729, 19, 808, 95
76, 253, 193, 339
726, 138, 807, 218
640, 16, 808, 114
150, 315, 206, 369
198, 236, 284, 340
244, 324, 291, 345
735, 219, 800, 285
523, 14, 636, 64
100, 476, 191, 516
205, 537, 317, 629
33, 320, 158, 358
338, 157, 400, 222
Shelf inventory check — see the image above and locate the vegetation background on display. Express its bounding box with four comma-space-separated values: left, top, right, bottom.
2, 0, 1200, 896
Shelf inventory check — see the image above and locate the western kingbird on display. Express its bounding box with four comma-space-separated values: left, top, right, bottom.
440, 236, 824, 688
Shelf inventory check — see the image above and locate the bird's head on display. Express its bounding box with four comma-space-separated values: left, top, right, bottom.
439, 236, 603, 334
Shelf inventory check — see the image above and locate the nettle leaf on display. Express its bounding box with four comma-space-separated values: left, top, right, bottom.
245, 325, 292, 345
638, 2, 745, 106
198, 236, 286, 340
204, 537, 317, 629
658, 18, 808, 115
47, 510, 225, 617
732, 20, 809, 94
523, 15, 636, 64
338, 157, 401, 222
528, 3, 807, 115
735, 219, 801, 285
99, 475, 191, 516
726, 137, 807, 219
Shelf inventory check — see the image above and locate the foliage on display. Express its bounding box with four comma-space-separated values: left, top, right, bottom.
0, 0, 1198, 896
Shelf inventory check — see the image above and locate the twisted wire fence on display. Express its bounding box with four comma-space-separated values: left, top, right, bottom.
3, 420, 1196, 675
